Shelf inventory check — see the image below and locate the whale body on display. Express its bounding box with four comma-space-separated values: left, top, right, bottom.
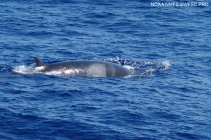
34, 57, 132, 77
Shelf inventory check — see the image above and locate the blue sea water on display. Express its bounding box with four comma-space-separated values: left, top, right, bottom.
0, 0, 211, 139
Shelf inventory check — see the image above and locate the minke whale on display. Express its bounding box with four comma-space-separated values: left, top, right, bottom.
34, 57, 132, 77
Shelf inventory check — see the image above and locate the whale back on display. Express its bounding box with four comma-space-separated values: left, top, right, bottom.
33, 57, 132, 77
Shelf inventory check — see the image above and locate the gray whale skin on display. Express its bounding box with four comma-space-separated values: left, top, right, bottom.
34, 57, 132, 77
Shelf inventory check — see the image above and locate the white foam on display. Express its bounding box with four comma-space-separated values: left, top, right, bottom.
161, 61, 171, 70
13, 65, 34, 74
123, 65, 134, 71
33, 66, 45, 72
13, 65, 46, 75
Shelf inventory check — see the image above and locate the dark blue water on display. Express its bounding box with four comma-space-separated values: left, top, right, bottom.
1, 1, 211, 139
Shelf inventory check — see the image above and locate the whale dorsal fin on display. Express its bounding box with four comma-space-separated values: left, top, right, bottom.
34, 57, 45, 67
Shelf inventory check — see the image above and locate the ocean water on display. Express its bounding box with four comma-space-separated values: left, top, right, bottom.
0, 0, 211, 139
